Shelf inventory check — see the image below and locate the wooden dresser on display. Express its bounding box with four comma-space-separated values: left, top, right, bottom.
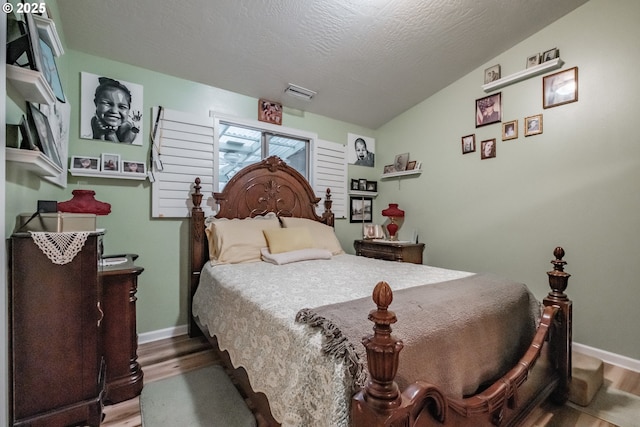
9, 232, 105, 427
101, 254, 145, 404
354, 239, 425, 264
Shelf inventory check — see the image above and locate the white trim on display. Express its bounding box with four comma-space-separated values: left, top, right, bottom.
138, 324, 188, 344
574, 342, 640, 373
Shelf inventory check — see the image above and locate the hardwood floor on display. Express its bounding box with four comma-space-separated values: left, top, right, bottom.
102, 335, 640, 426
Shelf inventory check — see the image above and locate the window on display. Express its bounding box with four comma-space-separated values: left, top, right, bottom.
217, 120, 309, 191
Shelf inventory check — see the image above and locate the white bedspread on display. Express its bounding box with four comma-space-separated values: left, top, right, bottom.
193, 254, 471, 427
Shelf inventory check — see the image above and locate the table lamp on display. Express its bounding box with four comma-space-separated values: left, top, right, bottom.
381, 203, 405, 241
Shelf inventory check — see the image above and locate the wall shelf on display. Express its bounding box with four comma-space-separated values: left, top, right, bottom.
70, 168, 148, 181
6, 64, 55, 105
6, 147, 62, 177
482, 58, 564, 92
380, 169, 423, 180
349, 190, 378, 198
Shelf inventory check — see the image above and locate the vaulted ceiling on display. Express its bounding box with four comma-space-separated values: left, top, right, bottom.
56, 0, 589, 129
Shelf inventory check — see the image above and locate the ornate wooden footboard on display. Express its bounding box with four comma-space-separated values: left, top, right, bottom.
188, 156, 572, 427
351, 247, 571, 427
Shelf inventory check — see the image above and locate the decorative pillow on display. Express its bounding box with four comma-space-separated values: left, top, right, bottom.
263, 227, 314, 254
279, 217, 344, 255
205, 214, 280, 264
260, 247, 332, 265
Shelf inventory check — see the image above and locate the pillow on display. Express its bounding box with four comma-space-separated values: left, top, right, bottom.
260, 247, 332, 265
263, 227, 314, 254
280, 217, 344, 255
205, 214, 280, 264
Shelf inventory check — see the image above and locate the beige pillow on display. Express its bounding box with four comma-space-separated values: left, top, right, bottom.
205, 215, 281, 264
263, 227, 314, 254
280, 217, 344, 255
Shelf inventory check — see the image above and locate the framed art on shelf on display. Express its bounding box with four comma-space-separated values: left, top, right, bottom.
358, 178, 368, 191
122, 160, 146, 174
542, 47, 560, 62
462, 134, 476, 154
350, 197, 373, 223
476, 93, 502, 127
525, 114, 543, 136
405, 161, 417, 170
393, 153, 410, 171
543, 67, 578, 109
28, 103, 62, 168
101, 153, 121, 172
351, 179, 360, 190
502, 120, 518, 141
70, 156, 100, 171
484, 64, 501, 84
366, 181, 377, 192
526, 53, 540, 68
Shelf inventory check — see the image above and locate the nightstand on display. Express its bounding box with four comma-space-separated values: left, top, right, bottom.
101, 254, 144, 404
354, 239, 425, 264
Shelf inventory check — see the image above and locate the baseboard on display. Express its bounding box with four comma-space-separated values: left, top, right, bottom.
138, 327, 640, 373
138, 324, 188, 344
574, 342, 640, 373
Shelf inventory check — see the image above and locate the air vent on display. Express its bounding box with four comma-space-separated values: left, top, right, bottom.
284, 83, 317, 101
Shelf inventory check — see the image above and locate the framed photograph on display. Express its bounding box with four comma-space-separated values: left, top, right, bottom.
38, 37, 65, 102
101, 153, 121, 172
475, 93, 502, 127
526, 53, 540, 68
358, 178, 368, 191
542, 47, 560, 62
524, 114, 543, 136
24, 13, 43, 72
70, 156, 100, 170
348, 133, 375, 167
80, 72, 144, 144
258, 98, 282, 125
461, 134, 476, 154
393, 153, 410, 171
27, 103, 62, 168
366, 181, 377, 192
350, 179, 360, 190
122, 160, 146, 174
19, 115, 38, 150
383, 164, 396, 174
350, 197, 373, 223
502, 120, 518, 141
543, 67, 578, 109
481, 138, 496, 160
405, 160, 417, 170
484, 64, 501, 84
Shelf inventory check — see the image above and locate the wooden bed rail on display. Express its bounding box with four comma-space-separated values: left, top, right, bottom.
352, 247, 572, 427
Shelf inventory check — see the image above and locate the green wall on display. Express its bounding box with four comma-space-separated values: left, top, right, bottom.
5, 0, 639, 362
373, 0, 639, 360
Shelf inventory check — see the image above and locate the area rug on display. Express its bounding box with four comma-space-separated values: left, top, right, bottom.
567, 385, 640, 427
140, 365, 256, 427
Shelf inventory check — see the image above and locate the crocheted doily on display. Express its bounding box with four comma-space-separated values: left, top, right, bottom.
30, 231, 91, 265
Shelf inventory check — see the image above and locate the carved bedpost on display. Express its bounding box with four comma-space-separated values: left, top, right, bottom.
352, 282, 407, 426
323, 188, 334, 227
189, 178, 205, 337
543, 246, 572, 404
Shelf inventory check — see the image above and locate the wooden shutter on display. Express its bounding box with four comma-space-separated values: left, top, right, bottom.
313, 139, 347, 219
150, 107, 216, 218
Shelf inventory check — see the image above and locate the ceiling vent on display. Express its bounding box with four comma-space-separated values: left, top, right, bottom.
284, 83, 316, 101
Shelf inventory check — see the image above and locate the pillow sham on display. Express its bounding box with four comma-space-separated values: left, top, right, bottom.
279, 217, 345, 255
260, 247, 333, 265
263, 227, 314, 254
205, 214, 280, 264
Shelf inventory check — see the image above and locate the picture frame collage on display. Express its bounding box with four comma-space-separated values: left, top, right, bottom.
467, 55, 578, 159
70, 153, 146, 175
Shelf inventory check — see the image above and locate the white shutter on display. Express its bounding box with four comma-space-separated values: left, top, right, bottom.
313, 139, 347, 219
151, 107, 216, 218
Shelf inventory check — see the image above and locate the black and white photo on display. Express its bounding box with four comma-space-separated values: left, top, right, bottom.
348, 133, 375, 167
81, 72, 144, 145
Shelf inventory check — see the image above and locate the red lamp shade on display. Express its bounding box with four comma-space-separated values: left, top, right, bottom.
58, 190, 112, 215
381, 203, 405, 240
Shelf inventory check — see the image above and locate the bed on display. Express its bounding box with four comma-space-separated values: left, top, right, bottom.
188, 156, 572, 427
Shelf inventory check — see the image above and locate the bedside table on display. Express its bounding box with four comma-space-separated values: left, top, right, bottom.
354, 239, 425, 264
101, 254, 144, 404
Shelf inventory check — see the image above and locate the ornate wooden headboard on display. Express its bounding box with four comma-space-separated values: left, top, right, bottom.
188, 155, 334, 335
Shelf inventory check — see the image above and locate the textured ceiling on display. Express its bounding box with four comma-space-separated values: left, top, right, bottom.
55, 0, 588, 129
